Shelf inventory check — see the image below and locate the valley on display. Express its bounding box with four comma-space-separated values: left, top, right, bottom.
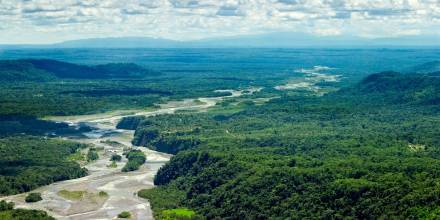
1, 88, 255, 219
1, 49, 440, 219
1, 0, 439, 218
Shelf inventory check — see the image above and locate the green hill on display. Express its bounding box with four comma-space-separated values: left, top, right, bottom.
0, 59, 158, 80
340, 71, 440, 105
0, 60, 55, 81
0, 136, 88, 195
408, 61, 440, 74
134, 70, 440, 219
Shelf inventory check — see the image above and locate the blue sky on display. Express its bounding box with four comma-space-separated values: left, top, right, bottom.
0, 0, 439, 44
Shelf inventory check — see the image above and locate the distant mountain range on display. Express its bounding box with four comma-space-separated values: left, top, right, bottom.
1, 32, 439, 48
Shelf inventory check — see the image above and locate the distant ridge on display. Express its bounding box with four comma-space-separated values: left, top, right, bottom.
0, 59, 158, 81
408, 61, 440, 74
52, 37, 182, 48
1, 32, 439, 48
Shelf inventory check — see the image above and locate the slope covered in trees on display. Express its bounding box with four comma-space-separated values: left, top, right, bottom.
0, 59, 263, 116
0, 200, 54, 220
408, 61, 440, 74
0, 136, 88, 195
0, 60, 56, 81
341, 71, 440, 105
133, 70, 440, 219
0, 59, 158, 80
0, 115, 88, 138
2, 54, 440, 219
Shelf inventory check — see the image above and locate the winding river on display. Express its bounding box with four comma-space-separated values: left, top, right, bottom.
2, 88, 259, 220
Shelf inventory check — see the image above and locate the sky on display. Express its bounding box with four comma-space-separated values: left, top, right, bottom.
0, 0, 439, 44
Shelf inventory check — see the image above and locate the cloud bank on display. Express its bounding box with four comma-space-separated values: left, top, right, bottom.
0, 0, 439, 44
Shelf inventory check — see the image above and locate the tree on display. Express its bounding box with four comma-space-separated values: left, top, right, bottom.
25, 193, 43, 203
117, 211, 131, 218
110, 154, 122, 162
87, 149, 99, 161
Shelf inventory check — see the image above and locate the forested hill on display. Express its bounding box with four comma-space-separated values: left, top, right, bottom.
408, 61, 440, 74
0, 59, 158, 81
0, 57, 256, 117
132, 69, 440, 219
339, 71, 440, 105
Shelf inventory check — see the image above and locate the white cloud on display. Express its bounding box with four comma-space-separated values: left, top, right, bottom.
0, 0, 439, 43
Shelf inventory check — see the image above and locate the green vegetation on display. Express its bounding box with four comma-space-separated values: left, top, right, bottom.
132, 70, 440, 219
132, 127, 200, 154
162, 209, 201, 220
67, 151, 86, 162
138, 187, 186, 219
116, 116, 147, 130
117, 211, 131, 218
121, 150, 146, 172
101, 140, 126, 148
4, 57, 440, 219
138, 187, 203, 220
0, 201, 14, 211
192, 99, 206, 105
0, 136, 88, 196
57, 190, 108, 202
1, 59, 158, 80
86, 148, 99, 161
98, 191, 108, 197
110, 154, 122, 162
0, 115, 78, 138
0, 200, 54, 220
107, 161, 117, 168
25, 192, 42, 203
57, 190, 86, 200
0, 59, 254, 117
